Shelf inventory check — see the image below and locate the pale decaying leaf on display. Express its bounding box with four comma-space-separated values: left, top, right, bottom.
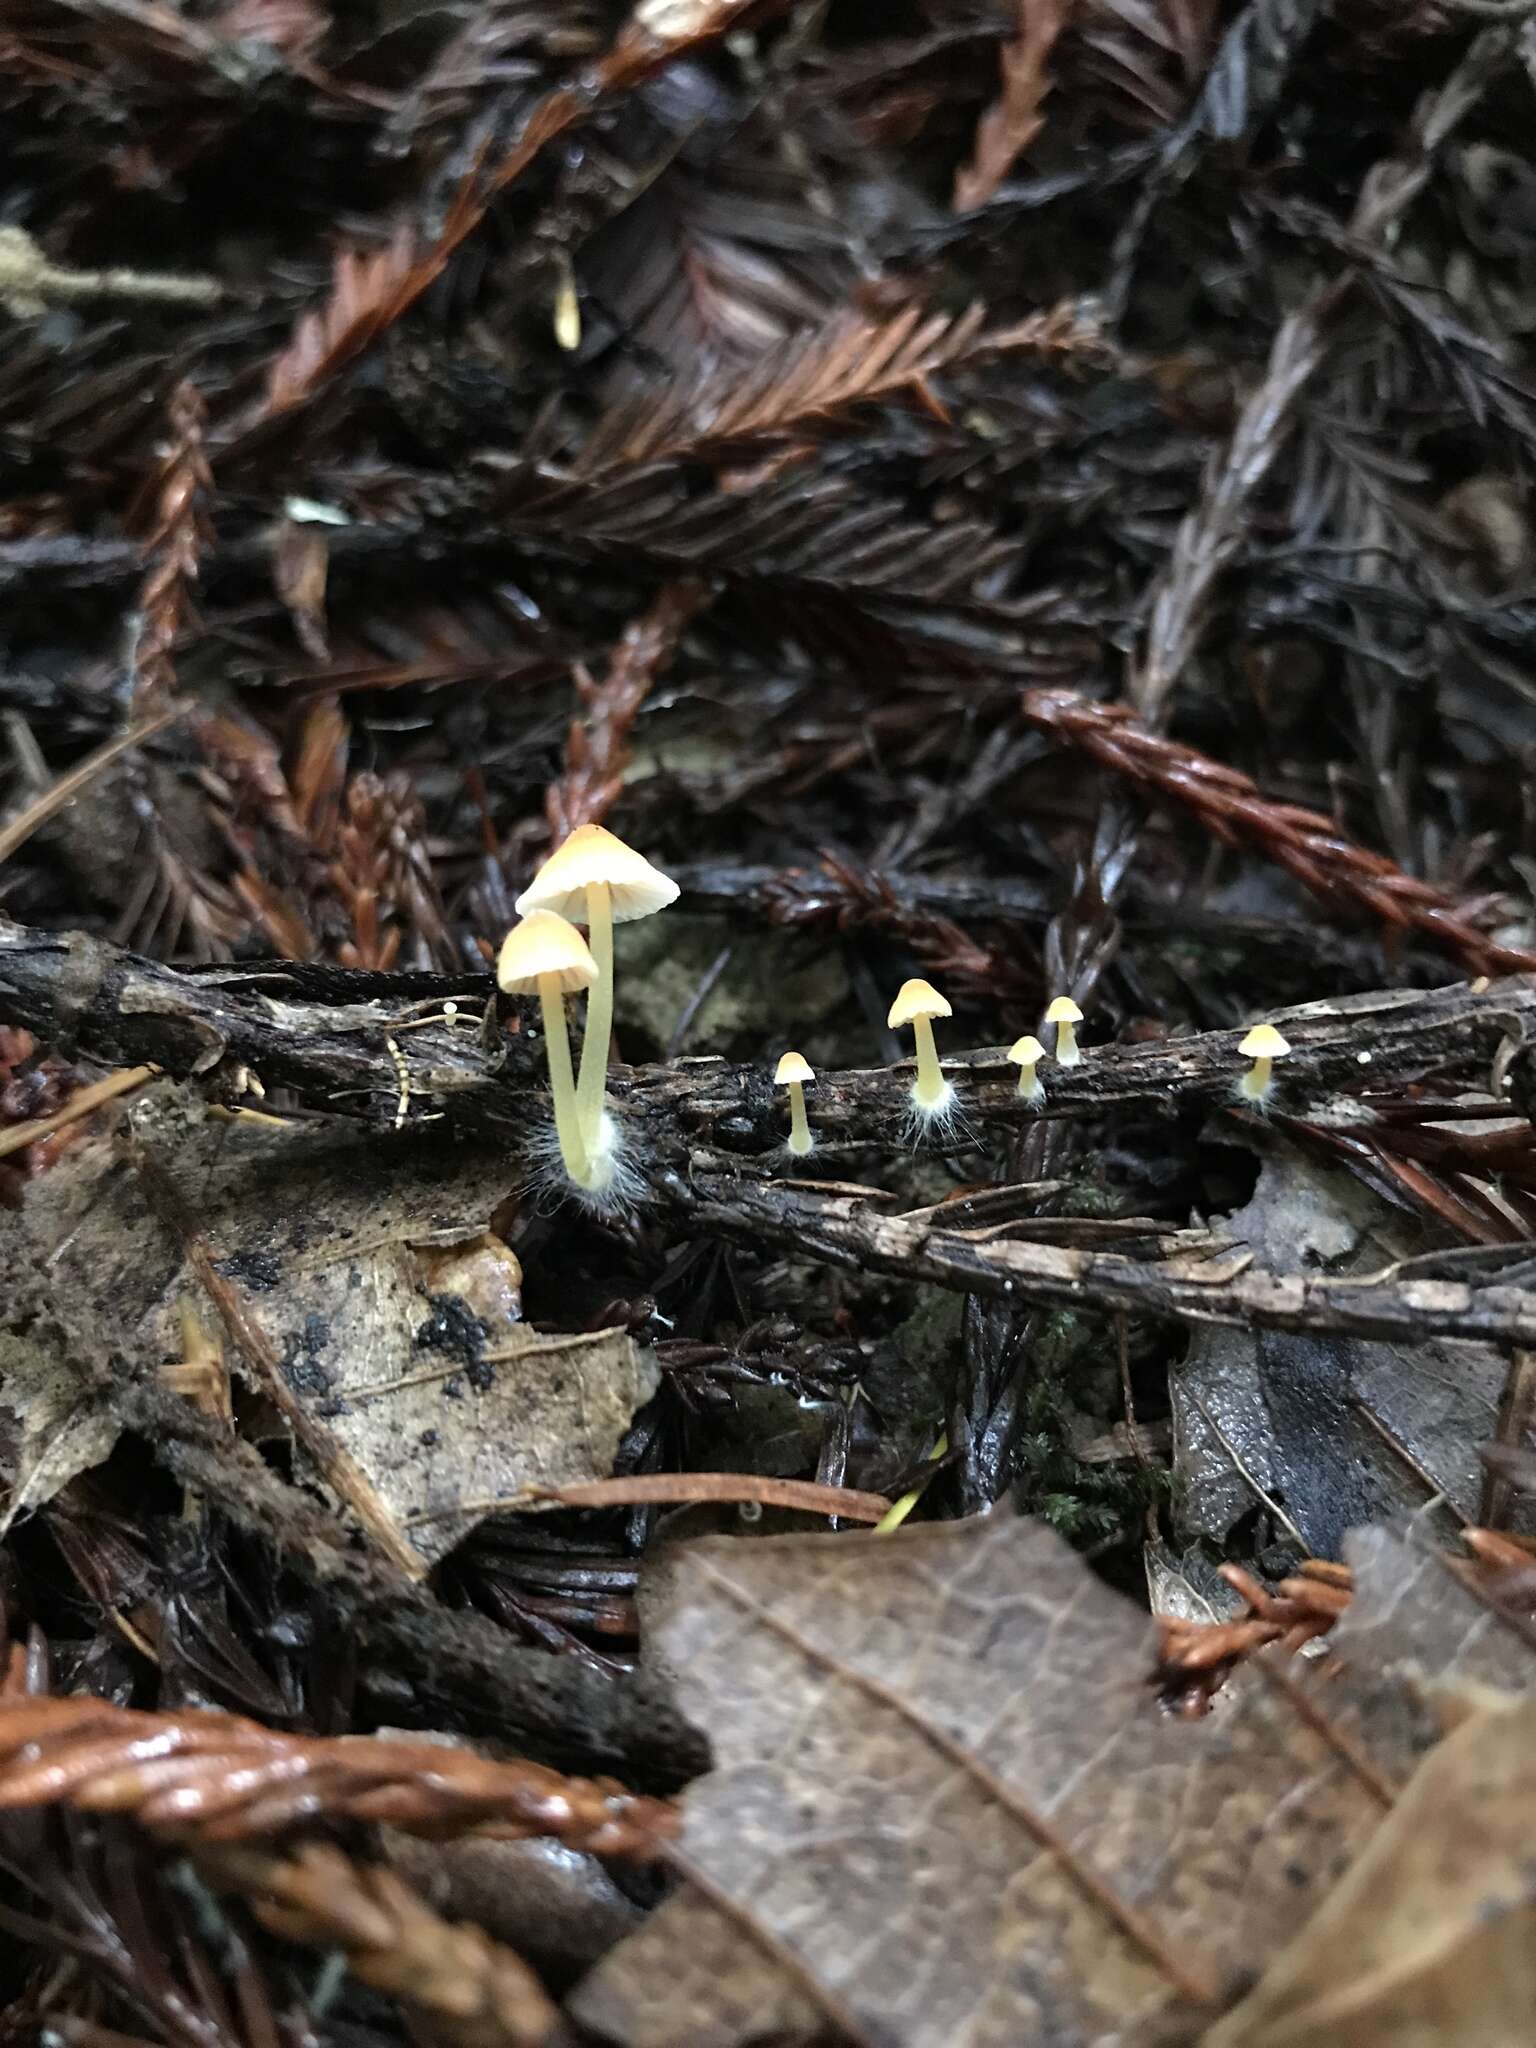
1171, 1140, 1516, 1559
0, 1331, 119, 1534
573, 1510, 1534, 2048
1204, 1697, 1536, 2048
0, 1095, 656, 1564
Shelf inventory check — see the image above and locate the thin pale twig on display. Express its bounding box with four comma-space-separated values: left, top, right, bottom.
0, 1064, 155, 1160
422, 1473, 894, 1526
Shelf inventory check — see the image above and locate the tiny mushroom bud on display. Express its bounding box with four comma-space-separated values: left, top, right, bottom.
1007, 1034, 1046, 1106
1045, 995, 1084, 1068
774, 1050, 815, 1156
887, 978, 955, 1120
516, 824, 679, 1180
1237, 1021, 1291, 1106
497, 910, 598, 1189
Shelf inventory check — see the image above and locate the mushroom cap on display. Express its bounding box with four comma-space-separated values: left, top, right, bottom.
515, 822, 679, 925
1007, 1035, 1045, 1065
1044, 996, 1083, 1025
887, 977, 952, 1028
497, 910, 599, 996
775, 1051, 814, 1086
1239, 1022, 1291, 1060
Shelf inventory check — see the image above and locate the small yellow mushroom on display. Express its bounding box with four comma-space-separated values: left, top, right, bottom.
774, 1050, 815, 1156
1238, 1021, 1291, 1105
515, 823, 679, 1178
1045, 994, 1084, 1068
887, 978, 954, 1119
497, 911, 599, 1188
1007, 1034, 1045, 1105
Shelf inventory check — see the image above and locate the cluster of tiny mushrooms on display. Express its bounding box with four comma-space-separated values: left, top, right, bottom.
497, 825, 1295, 1204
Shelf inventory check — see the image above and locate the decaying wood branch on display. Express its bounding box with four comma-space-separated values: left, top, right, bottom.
0, 918, 1527, 1150
109, 1385, 707, 1790
664, 1164, 1536, 1352
4, 919, 1536, 1351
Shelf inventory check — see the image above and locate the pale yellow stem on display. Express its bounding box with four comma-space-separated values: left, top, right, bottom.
875, 1432, 948, 1534
911, 1015, 946, 1107
576, 882, 613, 1153
540, 977, 590, 1185
1240, 1055, 1273, 1102
1016, 1064, 1042, 1104
786, 1082, 812, 1156
1054, 1019, 1080, 1067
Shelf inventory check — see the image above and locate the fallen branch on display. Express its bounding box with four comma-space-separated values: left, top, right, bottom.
6, 923, 1536, 1346
112, 1383, 708, 1790
665, 1164, 1536, 1351
0, 921, 1528, 1157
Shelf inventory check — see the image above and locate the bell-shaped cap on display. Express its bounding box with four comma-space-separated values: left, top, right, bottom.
497, 910, 599, 996
775, 1051, 814, 1086
887, 978, 952, 1029
1239, 1022, 1291, 1060
515, 823, 679, 925
1044, 995, 1083, 1025
1008, 1035, 1045, 1065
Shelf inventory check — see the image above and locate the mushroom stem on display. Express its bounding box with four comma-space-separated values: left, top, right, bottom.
1053, 1016, 1080, 1067
786, 1081, 812, 1156
1240, 1053, 1274, 1103
539, 975, 590, 1185
576, 880, 614, 1152
1016, 1061, 1042, 1104
911, 1016, 946, 1108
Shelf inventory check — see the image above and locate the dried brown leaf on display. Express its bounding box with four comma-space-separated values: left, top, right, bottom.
1204, 1697, 1536, 2048
0, 1332, 118, 1535
1170, 1141, 1518, 1560
573, 1508, 1535, 2048
0, 1096, 657, 1568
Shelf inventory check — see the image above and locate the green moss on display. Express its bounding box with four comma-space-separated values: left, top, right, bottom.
1012, 1320, 1170, 1550
614, 915, 851, 1060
